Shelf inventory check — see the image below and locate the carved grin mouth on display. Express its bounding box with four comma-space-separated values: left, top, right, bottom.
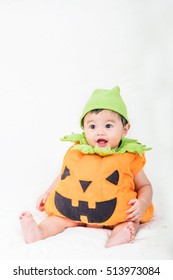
54, 191, 117, 223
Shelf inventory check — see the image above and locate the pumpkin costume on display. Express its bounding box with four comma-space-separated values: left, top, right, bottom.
45, 86, 154, 226
45, 134, 154, 226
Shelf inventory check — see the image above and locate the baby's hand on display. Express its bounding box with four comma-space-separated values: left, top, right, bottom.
125, 199, 147, 222
36, 192, 49, 211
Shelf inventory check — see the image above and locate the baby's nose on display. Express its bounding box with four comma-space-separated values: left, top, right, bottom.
97, 128, 104, 135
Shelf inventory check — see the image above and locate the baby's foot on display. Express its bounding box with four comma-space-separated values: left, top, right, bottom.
19, 211, 42, 243
105, 222, 136, 248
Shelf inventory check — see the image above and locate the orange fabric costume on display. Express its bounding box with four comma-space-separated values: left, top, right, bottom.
45, 146, 154, 226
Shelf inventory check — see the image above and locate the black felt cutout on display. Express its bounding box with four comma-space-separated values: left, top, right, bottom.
61, 166, 70, 180
79, 180, 92, 192
55, 192, 117, 223
106, 170, 119, 185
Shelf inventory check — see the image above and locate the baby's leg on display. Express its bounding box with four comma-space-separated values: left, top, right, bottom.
19, 211, 78, 243
105, 221, 139, 248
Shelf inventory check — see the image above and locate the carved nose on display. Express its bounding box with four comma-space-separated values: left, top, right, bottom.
79, 180, 92, 192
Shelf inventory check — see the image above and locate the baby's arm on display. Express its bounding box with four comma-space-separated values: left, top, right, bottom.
36, 174, 61, 211
126, 169, 153, 222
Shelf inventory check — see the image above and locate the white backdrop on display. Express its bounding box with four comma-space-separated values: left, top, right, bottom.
0, 0, 173, 260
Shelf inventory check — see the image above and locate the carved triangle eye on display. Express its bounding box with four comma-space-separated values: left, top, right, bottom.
61, 166, 70, 180
79, 180, 92, 192
106, 170, 119, 185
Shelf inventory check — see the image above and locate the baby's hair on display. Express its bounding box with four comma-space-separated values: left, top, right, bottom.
82, 109, 128, 127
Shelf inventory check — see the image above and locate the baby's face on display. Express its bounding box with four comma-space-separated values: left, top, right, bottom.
83, 110, 129, 150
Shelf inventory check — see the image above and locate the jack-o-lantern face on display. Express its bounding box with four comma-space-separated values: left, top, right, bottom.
54, 166, 119, 223
45, 150, 136, 225
45, 149, 153, 225
46, 150, 137, 226
45, 149, 138, 226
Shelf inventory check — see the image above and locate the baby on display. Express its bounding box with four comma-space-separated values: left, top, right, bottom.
20, 86, 154, 247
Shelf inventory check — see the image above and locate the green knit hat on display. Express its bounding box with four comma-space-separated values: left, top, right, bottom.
80, 86, 129, 128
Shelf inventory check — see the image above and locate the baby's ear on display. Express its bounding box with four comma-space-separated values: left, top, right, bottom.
122, 123, 130, 137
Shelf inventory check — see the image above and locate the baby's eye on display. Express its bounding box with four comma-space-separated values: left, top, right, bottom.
89, 124, 96, 129
105, 124, 113, 128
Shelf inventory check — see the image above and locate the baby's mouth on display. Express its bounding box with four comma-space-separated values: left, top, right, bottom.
97, 139, 108, 147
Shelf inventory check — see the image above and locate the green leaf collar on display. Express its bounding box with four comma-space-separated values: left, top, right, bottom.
60, 132, 151, 157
